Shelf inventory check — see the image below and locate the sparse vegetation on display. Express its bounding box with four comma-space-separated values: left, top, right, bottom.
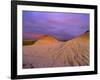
23, 40, 36, 46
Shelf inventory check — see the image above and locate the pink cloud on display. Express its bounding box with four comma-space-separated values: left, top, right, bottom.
23, 32, 45, 40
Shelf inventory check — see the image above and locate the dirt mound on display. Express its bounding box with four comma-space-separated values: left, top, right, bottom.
34, 35, 59, 45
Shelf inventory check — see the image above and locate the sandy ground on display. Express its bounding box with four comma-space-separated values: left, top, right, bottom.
23, 33, 89, 68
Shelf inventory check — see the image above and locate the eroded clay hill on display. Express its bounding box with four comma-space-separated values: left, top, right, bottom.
23, 32, 89, 68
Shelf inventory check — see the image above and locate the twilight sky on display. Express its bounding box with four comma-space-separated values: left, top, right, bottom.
23, 11, 89, 41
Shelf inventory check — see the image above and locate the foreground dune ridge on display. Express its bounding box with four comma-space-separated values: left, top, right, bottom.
23, 33, 89, 68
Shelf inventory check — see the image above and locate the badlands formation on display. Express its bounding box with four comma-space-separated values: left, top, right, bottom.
23, 32, 89, 68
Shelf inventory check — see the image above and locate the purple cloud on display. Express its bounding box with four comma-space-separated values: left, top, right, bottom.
23, 11, 89, 40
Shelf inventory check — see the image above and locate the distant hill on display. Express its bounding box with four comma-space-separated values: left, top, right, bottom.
34, 35, 59, 45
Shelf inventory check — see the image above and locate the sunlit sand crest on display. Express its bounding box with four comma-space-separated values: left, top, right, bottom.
34, 35, 59, 45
